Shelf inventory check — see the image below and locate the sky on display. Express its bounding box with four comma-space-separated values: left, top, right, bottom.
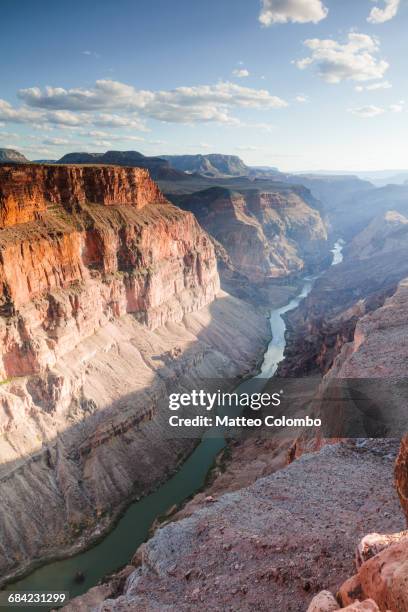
0, 0, 407, 171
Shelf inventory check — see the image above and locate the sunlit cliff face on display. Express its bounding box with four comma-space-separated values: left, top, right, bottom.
0, 163, 219, 376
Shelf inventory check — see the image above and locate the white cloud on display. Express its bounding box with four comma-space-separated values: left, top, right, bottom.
295, 94, 308, 102
90, 140, 113, 148
367, 0, 400, 24
92, 113, 148, 130
242, 121, 276, 131
16, 79, 287, 125
17, 82, 141, 112
0, 99, 42, 123
83, 130, 145, 142
296, 32, 389, 83
390, 100, 405, 112
86, 130, 109, 138
145, 140, 167, 146
42, 137, 71, 145
259, 0, 328, 25
0, 100, 89, 127
349, 104, 385, 117
232, 68, 250, 78
125, 135, 146, 142
31, 122, 54, 131
82, 50, 100, 58
0, 130, 19, 139
236, 145, 259, 151
355, 80, 392, 91
0, 99, 148, 132
46, 110, 85, 126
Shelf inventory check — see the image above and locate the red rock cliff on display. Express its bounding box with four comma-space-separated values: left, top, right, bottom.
0, 164, 219, 378
0, 163, 166, 227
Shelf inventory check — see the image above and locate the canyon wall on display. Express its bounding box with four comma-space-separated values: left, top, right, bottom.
169, 184, 329, 305
0, 164, 270, 582
279, 211, 408, 378
86, 297, 408, 612
301, 279, 408, 611
284, 216, 408, 609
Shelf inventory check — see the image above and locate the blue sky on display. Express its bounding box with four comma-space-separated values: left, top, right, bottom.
0, 0, 407, 170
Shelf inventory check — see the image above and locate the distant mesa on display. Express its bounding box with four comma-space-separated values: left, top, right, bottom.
0, 148, 29, 164
32, 159, 57, 164
162, 154, 250, 178
57, 150, 187, 180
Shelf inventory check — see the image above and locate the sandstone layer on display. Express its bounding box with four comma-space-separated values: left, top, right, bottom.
0, 164, 270, 583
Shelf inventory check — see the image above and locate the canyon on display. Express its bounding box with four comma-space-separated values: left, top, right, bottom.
1, 153, 407, 612
0, 163, 270, 584
77, 440, 402, 612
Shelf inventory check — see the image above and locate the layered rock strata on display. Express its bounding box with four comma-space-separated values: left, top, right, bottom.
172, 186, 328, 281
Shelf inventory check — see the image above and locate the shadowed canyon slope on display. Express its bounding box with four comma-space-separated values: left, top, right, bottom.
0, 163, 270, 582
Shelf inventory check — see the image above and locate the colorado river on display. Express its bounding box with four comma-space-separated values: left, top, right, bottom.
4, 241, 344, 605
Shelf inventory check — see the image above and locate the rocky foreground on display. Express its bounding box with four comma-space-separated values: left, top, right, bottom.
66, 440, 402, 612
0, 164, 270, 583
